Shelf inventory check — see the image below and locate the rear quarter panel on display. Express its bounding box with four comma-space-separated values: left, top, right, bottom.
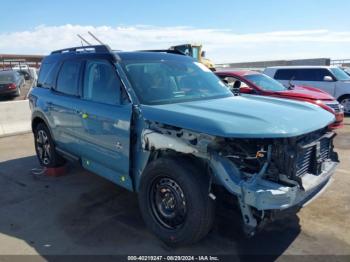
29, 88, 56, 138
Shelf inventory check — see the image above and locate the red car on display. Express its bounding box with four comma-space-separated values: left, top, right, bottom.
216, 70, 344, 129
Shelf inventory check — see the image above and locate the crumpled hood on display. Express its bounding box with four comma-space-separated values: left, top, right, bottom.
275, 85, 334, 100
140, 95, 335, 138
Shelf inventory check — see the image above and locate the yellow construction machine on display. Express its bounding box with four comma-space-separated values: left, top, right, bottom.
169, 44, 216, 71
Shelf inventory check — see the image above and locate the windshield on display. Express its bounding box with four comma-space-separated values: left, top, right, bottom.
330, 67, 350, 81
245, 74, 287, 91
122, 60, 232, 105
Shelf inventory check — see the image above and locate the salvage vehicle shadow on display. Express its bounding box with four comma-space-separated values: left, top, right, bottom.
0, 156, 300, 258
211, 198, 301, 258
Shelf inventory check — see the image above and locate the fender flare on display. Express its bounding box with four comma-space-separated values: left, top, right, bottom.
31, 110, 55, 140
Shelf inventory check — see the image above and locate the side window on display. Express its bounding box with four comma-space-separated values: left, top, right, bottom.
220, 76, 248, 89
296, 69, 333, 81
56, 60, 81, 95
318, 69, 335, 81
275, 69, 335, 82
83, 60, 121, 105
220, 76, 235, 87
37, 62, 59, 88
274, 69, 296, 80
295, 69, 317, 81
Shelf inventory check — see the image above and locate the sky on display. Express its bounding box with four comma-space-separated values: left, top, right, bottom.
0, 0, 349, 63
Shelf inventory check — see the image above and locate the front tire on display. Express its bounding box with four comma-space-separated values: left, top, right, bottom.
138, 157, 215, 246
339, 95, 350, 115
34, 123, 65, 168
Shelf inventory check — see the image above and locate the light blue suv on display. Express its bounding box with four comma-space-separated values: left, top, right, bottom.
29, 45, 339, 246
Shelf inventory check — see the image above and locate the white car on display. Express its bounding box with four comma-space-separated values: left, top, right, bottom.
264, 66, 350, 114
12, 65, 29, 70
28, 67, 38, 83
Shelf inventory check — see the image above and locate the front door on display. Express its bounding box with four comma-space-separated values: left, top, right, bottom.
78, 59, 133, 190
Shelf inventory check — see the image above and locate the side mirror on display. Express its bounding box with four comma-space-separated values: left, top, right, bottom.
323, 76, 333, 82
240, 86, 254, 94
201, 51, 206, 57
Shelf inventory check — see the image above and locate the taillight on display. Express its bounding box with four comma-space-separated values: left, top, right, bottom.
7, 83, 17, 89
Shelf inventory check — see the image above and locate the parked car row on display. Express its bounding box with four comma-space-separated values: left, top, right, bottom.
0, 65, 39, 99
263, 66, 350, 114
216, 70, 344, 128
29, 45, 340, 246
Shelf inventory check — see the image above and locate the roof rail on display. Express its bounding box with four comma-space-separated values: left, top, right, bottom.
137, 49, 186, 56
51, 45, 120, 61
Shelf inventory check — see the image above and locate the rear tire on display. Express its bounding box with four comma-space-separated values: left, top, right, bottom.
34, 123, 65, 168
138, 157, 215, 246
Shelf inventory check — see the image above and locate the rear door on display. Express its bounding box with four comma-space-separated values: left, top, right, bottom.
49, 59, 83, 155
78, 59, 133, 190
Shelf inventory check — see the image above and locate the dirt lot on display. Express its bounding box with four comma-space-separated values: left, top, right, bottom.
0, 117, 349, 260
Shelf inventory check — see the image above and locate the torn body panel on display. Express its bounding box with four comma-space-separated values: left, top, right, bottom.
139, 121, 338, 235
142, 130, 199, 155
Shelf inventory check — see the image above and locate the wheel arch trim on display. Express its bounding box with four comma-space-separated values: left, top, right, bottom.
31, 110, 55, 140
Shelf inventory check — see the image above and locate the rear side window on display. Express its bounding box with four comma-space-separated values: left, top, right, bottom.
56, 60, 82, 96
274, 69, 297, 80
37, 62, 58, 88
295, 69, 333, 81
83, 60, 121, 105
275, 69, 334, 81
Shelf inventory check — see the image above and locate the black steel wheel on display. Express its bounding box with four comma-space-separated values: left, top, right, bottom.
150, 177, 187, 230
138, 157, 215, 246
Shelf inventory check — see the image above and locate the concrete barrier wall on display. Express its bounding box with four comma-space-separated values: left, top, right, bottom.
0, 100, 31, 137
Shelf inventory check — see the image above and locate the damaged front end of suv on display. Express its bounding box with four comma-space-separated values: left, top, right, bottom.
140, 119, 338, 235
118, 51, 338, 243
